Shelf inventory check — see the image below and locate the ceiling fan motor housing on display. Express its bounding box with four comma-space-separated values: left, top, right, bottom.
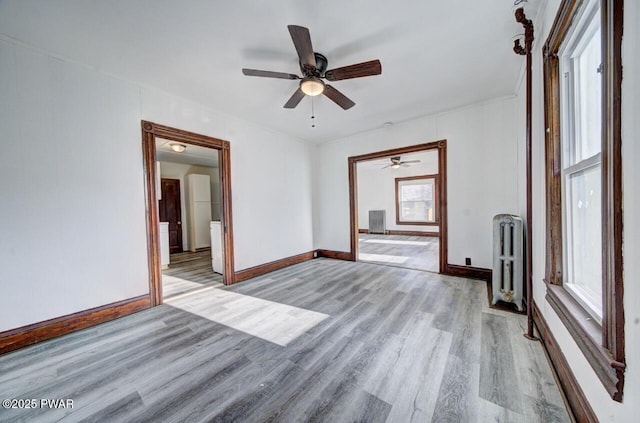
301, 52, 328, 77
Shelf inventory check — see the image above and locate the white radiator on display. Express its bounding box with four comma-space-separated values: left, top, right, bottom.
492, 214, 524, 311
368, 210, 386, 234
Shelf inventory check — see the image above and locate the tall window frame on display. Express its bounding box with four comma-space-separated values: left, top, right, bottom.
559, 1, 603, 323
543, 0, 624, 401
394, 175, 439, 226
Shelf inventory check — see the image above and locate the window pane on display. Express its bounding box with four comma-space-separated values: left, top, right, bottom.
575, 27, 601, 162
400, 200, 429, 221
397, 178, 435, 223
565, 164, 602, 318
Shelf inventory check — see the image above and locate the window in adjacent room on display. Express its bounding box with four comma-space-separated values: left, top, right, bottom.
395, 175, 438, 225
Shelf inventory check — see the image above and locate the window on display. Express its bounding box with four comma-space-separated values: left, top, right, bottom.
395, 175, 438, 225
543, 0, 624, 401
559, 4, 603, 321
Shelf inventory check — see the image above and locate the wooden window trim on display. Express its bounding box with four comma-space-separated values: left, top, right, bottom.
542, 0, 624, 401
394, 174, 440, 226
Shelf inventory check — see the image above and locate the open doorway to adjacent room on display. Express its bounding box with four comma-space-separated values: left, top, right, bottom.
141, 121, 235, 307
348, 141, 447, 273
155, 138, 224, 299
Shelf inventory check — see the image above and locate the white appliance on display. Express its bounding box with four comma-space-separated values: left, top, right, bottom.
210, 221, 223, 274
492, 214, 524, 311
186, 174, 212, 251
159, 222, 170, 269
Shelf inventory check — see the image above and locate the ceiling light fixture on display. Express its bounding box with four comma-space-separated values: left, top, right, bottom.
169, 143, 187, 153
391, 164, 401, 169
300, 77, 325, 96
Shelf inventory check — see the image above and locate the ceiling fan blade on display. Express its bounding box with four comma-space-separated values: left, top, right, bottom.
284, 88, 305, 109
381, 164, 391, 169
323, 85, 355, 110
287, 25, 316, 68
324, 59, 382, 81
402, 160, 421, 164
242, 68, 299, 79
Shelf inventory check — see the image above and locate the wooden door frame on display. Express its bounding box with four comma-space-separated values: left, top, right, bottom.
142, 121, 235, 306
348, 140, 448, 273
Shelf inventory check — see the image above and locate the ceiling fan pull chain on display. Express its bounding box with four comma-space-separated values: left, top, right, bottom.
311, 96, 316, 128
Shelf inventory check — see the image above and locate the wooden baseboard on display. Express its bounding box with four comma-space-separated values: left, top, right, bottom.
234, 251, 316, 283
0, 295, 151, 355
316, 249, 354, 261
358, 229, 438, 237
533, 301, 597, 423
445, 264, 492, 282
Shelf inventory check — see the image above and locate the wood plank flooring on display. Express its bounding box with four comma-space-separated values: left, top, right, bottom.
359, 233, 439, 272
162, 249, 223, 299
0, 258, 570, 422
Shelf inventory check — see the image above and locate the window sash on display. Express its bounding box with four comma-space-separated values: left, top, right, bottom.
398, 182, 433, 223
561, 155, 602, 322
395, 175, 439, 225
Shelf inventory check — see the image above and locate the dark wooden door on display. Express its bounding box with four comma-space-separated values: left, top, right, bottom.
159, 178, 183, 253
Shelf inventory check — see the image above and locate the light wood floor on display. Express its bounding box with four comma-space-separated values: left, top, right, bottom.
359, 233, 440, 272
0, 258, 570, 422
162, 249, 223, 299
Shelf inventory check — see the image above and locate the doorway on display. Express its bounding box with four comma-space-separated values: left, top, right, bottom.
159, 178, 183, 254
142, 121, 235, 307
348, 140, 448, 273
155, 140, 224, 300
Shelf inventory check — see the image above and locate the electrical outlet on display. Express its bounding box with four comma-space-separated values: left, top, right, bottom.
465, 257, 471, 266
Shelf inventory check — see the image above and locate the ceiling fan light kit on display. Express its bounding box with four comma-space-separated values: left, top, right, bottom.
241, 25, 382, 111
300, 77, 325, 96
169, 143, 187, 153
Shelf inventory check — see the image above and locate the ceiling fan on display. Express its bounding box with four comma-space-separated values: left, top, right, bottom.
382, 156, 421, 169
242, 25, 382, 110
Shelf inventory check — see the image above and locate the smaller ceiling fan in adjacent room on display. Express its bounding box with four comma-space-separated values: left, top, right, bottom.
382, 156, 421, 169
242, 25, 382, 110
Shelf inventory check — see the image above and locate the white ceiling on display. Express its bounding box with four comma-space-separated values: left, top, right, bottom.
0, 0, 535, 143
156, 138, 219, 167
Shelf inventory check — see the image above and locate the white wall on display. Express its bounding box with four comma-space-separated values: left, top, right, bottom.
159, 161, 220, 250
527, 0, 640, 421
313, 96, 519, 269
357, 150, 439, 233
0, 38, 314, 332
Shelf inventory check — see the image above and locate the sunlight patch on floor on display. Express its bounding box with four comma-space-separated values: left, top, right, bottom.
360, 239, 431, 246
162, 275, 206, 298
359, 253, 409, 264
165, 286, 329, 346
